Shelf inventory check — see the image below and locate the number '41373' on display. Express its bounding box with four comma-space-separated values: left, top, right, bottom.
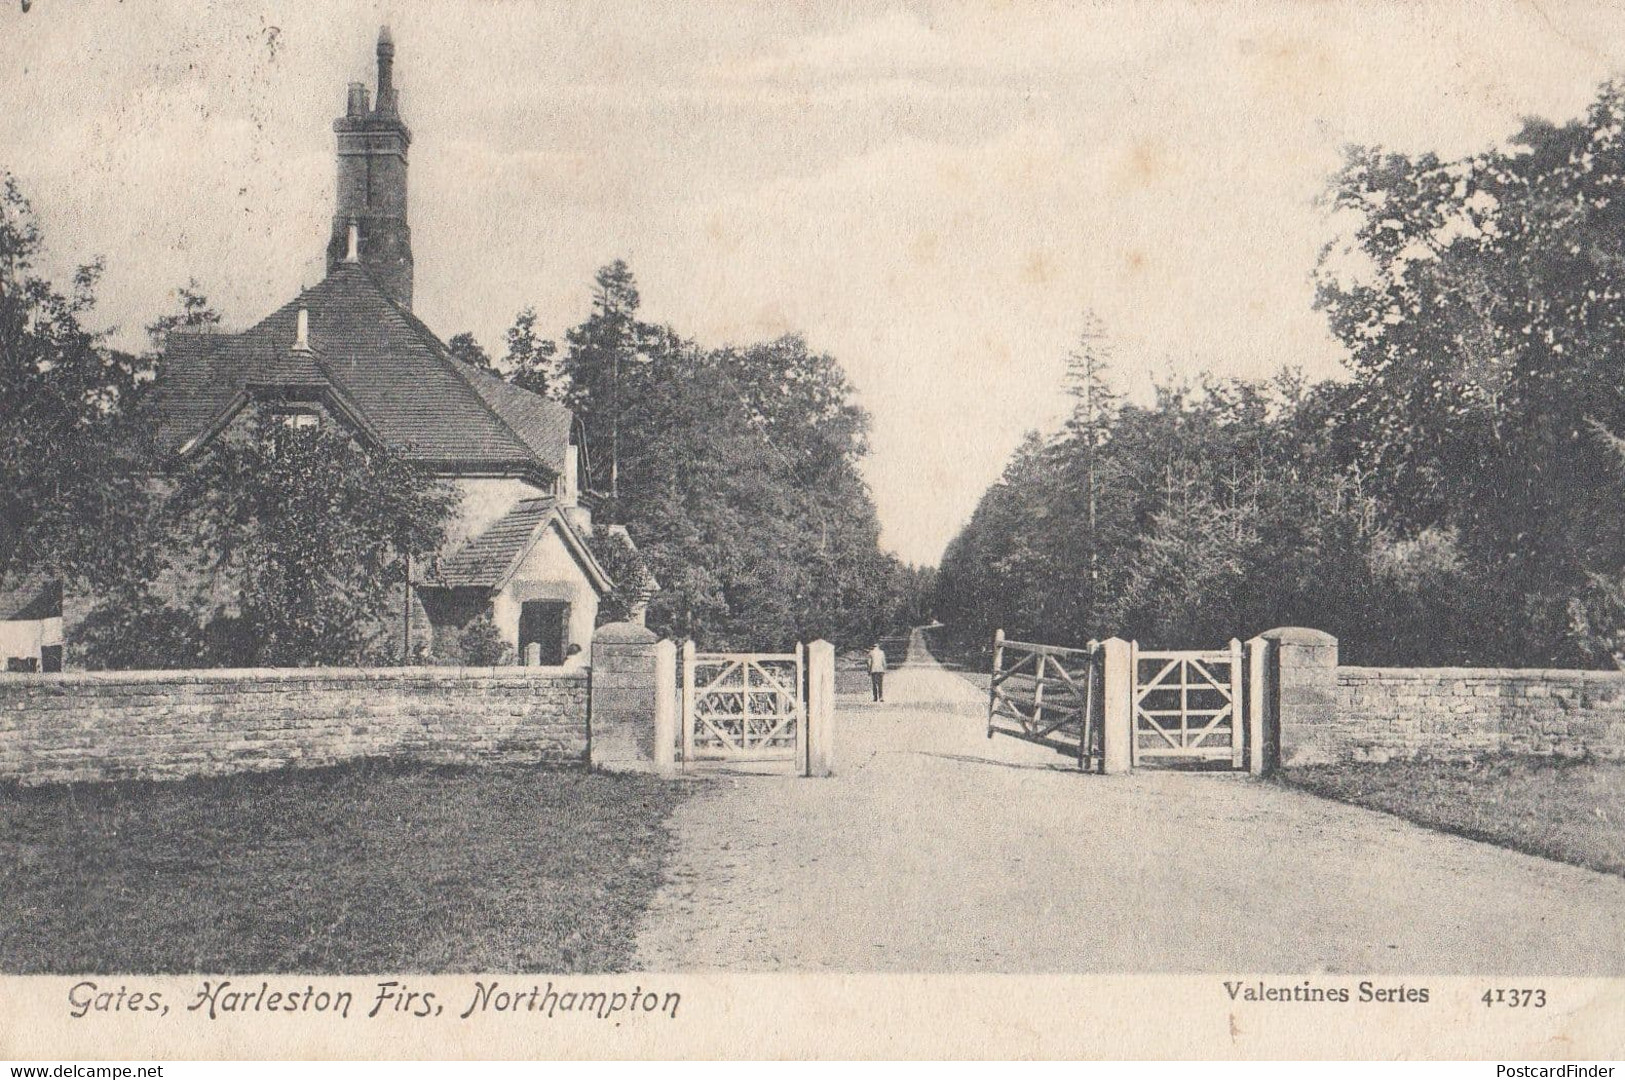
1482, 989, 1546, 1007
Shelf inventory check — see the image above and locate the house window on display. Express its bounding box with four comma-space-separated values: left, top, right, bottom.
281, 411, 318, 430
518, 601, 569, 666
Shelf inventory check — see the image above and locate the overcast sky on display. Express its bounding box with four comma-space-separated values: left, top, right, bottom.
5, 0, 1624, 564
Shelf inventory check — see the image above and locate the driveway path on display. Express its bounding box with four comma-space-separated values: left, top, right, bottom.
633, 631, 1625, 973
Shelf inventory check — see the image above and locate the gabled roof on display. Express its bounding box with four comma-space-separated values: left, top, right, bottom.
427, 496, 611, 594
247, 343, 329, 388
0, 576, 61, 622
148, 263, 570, 480
461, 366, 573, 470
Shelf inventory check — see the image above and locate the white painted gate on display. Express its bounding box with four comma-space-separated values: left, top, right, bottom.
680, 643, 807, 771
1129, 640, 1244, 768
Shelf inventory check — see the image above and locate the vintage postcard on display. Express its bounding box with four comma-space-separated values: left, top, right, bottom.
1, 0, 1623, 1062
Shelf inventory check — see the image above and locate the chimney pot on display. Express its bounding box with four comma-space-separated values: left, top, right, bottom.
346, 82, 368, 117
376, 25, 396, 100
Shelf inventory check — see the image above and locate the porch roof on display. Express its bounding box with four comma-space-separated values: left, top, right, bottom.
423, 497, 612, 594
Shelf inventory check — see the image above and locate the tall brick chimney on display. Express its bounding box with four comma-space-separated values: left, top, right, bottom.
326, 26, 414, 310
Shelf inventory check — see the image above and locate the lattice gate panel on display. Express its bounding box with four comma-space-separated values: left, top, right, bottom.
1129, 640, 1243, 767
682, 646, 807, 767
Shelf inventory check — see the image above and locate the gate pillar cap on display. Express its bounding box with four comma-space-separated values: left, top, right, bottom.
593, 621, 659, 645
1259, 627, 1337, 647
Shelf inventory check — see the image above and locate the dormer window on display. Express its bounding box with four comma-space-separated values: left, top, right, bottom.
262, 409, 320, 456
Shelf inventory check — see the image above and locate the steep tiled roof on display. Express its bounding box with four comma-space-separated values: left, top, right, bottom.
427, 496, 610, 593
462, 366, 573, 468
148, 264, 566, 479
247, 344, 329, 388
432, 497, 555, 587
0, 576, 61, 621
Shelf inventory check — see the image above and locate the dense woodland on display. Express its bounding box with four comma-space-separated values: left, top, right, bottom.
449, 260, 919, 651
935, 83, 1625, 670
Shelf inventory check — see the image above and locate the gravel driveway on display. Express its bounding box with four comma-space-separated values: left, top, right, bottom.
633, 634, 1625, 973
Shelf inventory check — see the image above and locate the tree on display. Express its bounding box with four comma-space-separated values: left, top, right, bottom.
455, 613, 512, 666
85, 414, 459, 668
552, 263, 902, 648
0, 174, 157, 593
502, 307, 558, 398
1316, 84, 1625, 662
1058, 314, 1121, 633
445, 331, 497, 374
145, 279, 221, 356
932, 361, 1474, 664
558, 260, 646, 499
1567, 421, 1625, 667
587, 525, 657, 625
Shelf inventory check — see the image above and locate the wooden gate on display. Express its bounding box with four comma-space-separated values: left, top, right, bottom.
1130, 640, 1243, 767
985, 630, 1102, 769
681, 644, 806, 770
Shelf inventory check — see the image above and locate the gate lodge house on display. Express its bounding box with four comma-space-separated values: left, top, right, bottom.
0, 28, 616, 671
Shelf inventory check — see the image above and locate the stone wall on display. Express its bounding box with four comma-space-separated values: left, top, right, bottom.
0, 666, 589, 786
1326, 667, 1625, 764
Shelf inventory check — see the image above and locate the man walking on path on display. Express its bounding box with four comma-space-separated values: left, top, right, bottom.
867, 642, 888, 702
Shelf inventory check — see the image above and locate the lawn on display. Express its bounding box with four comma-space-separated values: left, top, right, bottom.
0, 761, 686, 973
1279, 756, 1625, 878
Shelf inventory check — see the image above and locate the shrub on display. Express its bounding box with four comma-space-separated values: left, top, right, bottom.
456, 613, 512, 666
71, 591, 208, 670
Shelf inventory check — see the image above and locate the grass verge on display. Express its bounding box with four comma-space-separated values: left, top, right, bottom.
1278, 756, 1625, 878
0, 760, 686, 973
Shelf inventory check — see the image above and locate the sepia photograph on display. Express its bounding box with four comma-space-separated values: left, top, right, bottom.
1, 0, 1623, 1062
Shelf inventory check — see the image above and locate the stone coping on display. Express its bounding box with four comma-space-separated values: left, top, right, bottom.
1340, 666, 1625, 682
0, 664, 590, 686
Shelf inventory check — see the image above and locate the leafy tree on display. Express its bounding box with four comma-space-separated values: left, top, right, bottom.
70, 589, 209, 670
445, 331, 497, 374
934, 431, 1062, 649
449, 313, 560, 396
145, 279, 221, 356
939, 85, 1625, 674
587, 525, 658, 625
1316, 83, 1625, 663
455, 613, 513, 666
1567, 421, 1625, 667
890, 563, 938, 628
558, 260, 647, 498
933, 357, 1524, 666
503, 307, 558, 398
553, 261, 903, 649
0, 174, 157, 593
99, 414, 459, 668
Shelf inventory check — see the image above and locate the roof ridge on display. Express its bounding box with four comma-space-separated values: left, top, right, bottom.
463, 361, 572, 421
153, 263, 566, 472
